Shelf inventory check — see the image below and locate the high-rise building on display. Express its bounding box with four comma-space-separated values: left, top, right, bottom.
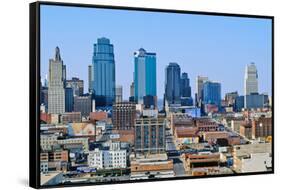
244, 93, 267, 109
244, 63, 258, 95
48, 47, 65, 114
196, 76, 209, 104
115, 85, 123, 103
88, 65, 93, 93
129, 81, 134, 101
225, 91, 239, 106
202, 81, 221, 108
135, 117, 166, 153
165, 63, 181, 105
134, 48, 156, 104
74, 95, 92, 117
92, 37, 115, 106
112, 102, 136, 130
65, 87, 73, 112
66, 77, 84, 97
235, 96, 244, 112
180, 72, 191, 98
41, 86, 48, 108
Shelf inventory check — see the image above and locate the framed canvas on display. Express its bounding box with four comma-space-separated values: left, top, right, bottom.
29, 1, 274, 188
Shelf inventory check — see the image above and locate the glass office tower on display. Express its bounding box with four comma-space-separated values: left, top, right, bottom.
165, 62, 181, 105
134, 48, 156, 104
92, 37, 115, 106
203, 81, 221, 108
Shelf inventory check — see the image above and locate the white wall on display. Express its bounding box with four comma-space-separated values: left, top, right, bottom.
0, 0, 280, 190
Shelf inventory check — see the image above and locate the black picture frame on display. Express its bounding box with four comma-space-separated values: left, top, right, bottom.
29, 1, 274, 189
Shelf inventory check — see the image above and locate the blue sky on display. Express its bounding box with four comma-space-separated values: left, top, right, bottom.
40, 5, 272, 100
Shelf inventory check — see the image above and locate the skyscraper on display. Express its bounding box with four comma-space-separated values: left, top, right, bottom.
165, 62, 181, 105
92, 37, 115, 106
180, 72, 191, 98
130, 82, 134, 98
134, 48, 156, 104
115, 85, 123, 103
203, 81, 221, 108
48, 47, 65, 114
74, 95, 92, 117
196, 76, 209, 104
88, 65, 93, 93
244, 62, 258, 95
66, 77, 84, 96
65, 87, 73, 112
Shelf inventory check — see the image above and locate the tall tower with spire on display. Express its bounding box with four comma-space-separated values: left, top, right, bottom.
48, 46, 65, 114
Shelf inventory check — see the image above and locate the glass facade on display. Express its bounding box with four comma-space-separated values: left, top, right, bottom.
165, 62, 181, 104
134, 48, 156, 104
203, 81, 221, 108
92, 37, 115, 106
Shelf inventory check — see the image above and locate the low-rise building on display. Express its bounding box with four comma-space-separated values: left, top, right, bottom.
240, 123, 252, 139
182, 152, 221, 175
252, 117, 272, 139
88, 141, 127, 170
130, 153, 174, 179
134, 117, 166, 154
232, 143, 272, 173
195, 117, 219, 132
60, 112, 81, 124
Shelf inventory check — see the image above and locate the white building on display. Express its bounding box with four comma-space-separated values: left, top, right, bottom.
48, 47, 65, 114
88, 141, 127, 169
240, 153, 271, 173
244, 62, 258, 95
233, 143, 272, 173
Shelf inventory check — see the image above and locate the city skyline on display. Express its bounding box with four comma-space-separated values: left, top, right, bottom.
40, 5, 272, 100
38, 4, 273, 186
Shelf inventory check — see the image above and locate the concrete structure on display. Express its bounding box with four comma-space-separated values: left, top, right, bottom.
60, 112, 81, 124
231, 118, 245, 133
92, 37, 115, 106
182, 153, 220, 174
48, 47, 65, 114
233, 143, 272, 173
66, 77, 84, 96
195, 118, 219, 132
88, 64, 93, 93
252, 117, 272, 139
115, 85, 123, 103
240, 123, 252, 139
89, 111, 108, 121
88, 141, 127, 169
130, 153, 174, 179
134, 48, 157, 104
112, 102, 136, 130
40, 134, 89, 151
135, 117, 166, 153
74, 95, 92, 117
244, 62, 258, 95
196, 76, 208, 104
